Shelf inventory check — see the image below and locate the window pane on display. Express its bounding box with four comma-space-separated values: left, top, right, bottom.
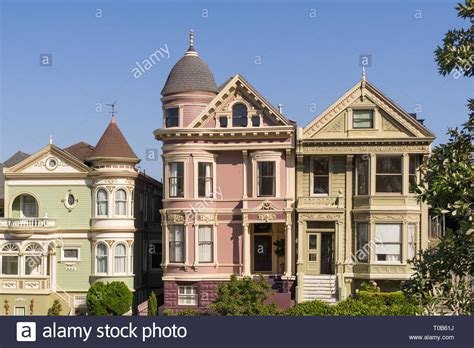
2, 256, 18, 275
169, 162, 184, 197
314, 177, 329, 194
96, 244, 108, 273
25, 256, 42, 275
114, 244, 126, 273
251, 116, 260, 126
375, 224, 401, 262
232, 104, 248, 127
313, 158, 329, 175
97, 189, 108, 216
198, 163, 213, 198
357, 157, 369, 195
169, 225, 184, 262
308, 253, 317, 262
219, 117, 228, 128
198, 226, 213, 263
258, 162, 275, 196
356, 223, 369, 262
377, 157, 402, 173
165, 108, 179, 127
376, 175, 402, 193
308, 235, 317, 250
353, 110, 374, 128
64, 249, 78, 259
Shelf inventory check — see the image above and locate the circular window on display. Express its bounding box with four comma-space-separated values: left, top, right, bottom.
45, 157, 58, 170
63, 191, 78, 211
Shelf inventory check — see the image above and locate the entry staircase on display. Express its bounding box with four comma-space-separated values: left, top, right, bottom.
302, 275, 338, 303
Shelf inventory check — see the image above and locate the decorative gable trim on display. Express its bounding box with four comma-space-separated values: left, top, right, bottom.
189, 74, 294, 128
303, 80, 435, 139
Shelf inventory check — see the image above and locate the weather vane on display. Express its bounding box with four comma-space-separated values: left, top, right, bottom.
105, 101, 118, 118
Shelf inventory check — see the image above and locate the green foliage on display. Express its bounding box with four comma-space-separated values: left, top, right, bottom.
47, 300, 62, 316
434, 0, 473, 78
358, 281, 380, 293
273, 239, 285, 257
147, 291, 158, 316
284, 292, 421, 316
403, 230, 474, 315
87, 281, 132, 316
163, 308, 205, 316
210, 274, 277, 316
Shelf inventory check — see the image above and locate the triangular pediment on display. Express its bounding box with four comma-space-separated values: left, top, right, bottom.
303, 80, 435, 141
5, 144, 91, 175
190, 74, 294, 128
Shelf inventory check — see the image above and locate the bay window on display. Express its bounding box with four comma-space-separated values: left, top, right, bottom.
375, 224, 401, 262
1, 243, 19, 275
313, 157, 329, 194
376, 156, 402, 193
198, 162, 213, 198
169, 162, 184, 198
198, 225, 213, 263
169, 225, 184, 263
257, 161, 275, 197
96, 243, 108, 274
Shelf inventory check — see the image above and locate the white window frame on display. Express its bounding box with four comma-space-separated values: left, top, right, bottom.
375, 155, 403, 194
113, 242, 128, 275
114, 188, 128, 217
178, 286, 198, 306
95, 242, 109, 275
169, 225, 185, 264
20, 194, 38, 218
164, 154, 189, 199
61, 246, 81, 262
95, 188, 109, 217
163, 105, 182, 128
195, 225, 215, 264
348, 106, 378, 131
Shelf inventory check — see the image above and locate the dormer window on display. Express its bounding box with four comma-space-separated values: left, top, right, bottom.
232, 104, 248, 127
219, 116, 228, 128
353, 110, 374, 129
165, 107, 179, 128
251, 115, 260, 127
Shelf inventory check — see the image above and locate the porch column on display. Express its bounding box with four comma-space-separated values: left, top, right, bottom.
285, 216, 292, 277
242, 221, 251, 276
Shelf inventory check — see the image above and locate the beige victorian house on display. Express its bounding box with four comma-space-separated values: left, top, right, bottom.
295, 72, 435, 303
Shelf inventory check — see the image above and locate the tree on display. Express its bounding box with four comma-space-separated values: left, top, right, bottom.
403, 230, 473, 315
47, 300, 62, 316
210, 274, 277, 316
86, 281, 132, 316
147, 291, 158, 316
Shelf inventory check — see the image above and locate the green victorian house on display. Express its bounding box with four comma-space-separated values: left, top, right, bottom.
0, 117, 162, 315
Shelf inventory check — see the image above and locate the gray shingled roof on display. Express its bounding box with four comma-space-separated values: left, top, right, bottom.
161, 55, 218, 96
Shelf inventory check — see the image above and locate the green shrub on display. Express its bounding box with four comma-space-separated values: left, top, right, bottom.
210, 274, 277, 316
358, 281, 380, 293
148, 291, 158, 316
47, 300, 62, 316
87, 281, 132, 316
284, 300, 335, 316
164, 308, 205, 316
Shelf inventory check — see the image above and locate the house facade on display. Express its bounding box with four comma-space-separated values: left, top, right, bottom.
295, 73, 435, 302
155, 32, 296, 311
0, 118, 162, 315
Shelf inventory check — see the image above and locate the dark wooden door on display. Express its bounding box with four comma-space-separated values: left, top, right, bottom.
320, 233, 334, 274
254, 235, 272, 272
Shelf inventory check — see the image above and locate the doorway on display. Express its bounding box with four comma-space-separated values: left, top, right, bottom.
320, 233, 334, 274
253, 235, 272, 272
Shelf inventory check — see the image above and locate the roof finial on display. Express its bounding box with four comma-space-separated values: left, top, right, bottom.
49, 135, 53, 145
185, 29, 199, 57
106, 101, 117, 123
362, 66, 366, 82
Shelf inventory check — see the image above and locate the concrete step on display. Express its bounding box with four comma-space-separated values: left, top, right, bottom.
304, 275, 337, 280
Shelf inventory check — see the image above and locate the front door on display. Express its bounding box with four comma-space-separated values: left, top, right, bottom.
320, 233, 334, 274
253, 235, 272, 272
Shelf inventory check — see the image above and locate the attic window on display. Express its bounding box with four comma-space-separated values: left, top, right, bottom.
353, 110, 374, 129
251, 115, 260, 127
165, 108, 179, 128
232, 104, 248, 127
219, 116, 228, 128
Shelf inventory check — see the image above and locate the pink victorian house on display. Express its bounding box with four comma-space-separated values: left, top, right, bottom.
154, 31, 296, 311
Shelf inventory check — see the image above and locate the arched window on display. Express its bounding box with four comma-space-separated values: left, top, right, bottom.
115, 189, 127, 216
96, 243, 108, 274
96, 189, 108, 216
1, 243, 19, 275
114, 244, 127, 274
232, 104, 248, 127
24, 243, 43, 276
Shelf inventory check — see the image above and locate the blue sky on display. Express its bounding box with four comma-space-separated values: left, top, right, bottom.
1, 0, 471, 180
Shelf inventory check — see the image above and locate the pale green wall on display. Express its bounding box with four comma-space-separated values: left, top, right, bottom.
8, 185, 92, 229
56, 239, 92, 291
302, 156, 346, 196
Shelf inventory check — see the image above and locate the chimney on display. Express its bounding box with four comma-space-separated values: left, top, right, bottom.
278, 103, 283, 114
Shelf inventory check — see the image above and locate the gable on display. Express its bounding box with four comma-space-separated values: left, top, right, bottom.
190, 74, 293, 129
5, 144, 91, 175
304, 80, 435, 141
